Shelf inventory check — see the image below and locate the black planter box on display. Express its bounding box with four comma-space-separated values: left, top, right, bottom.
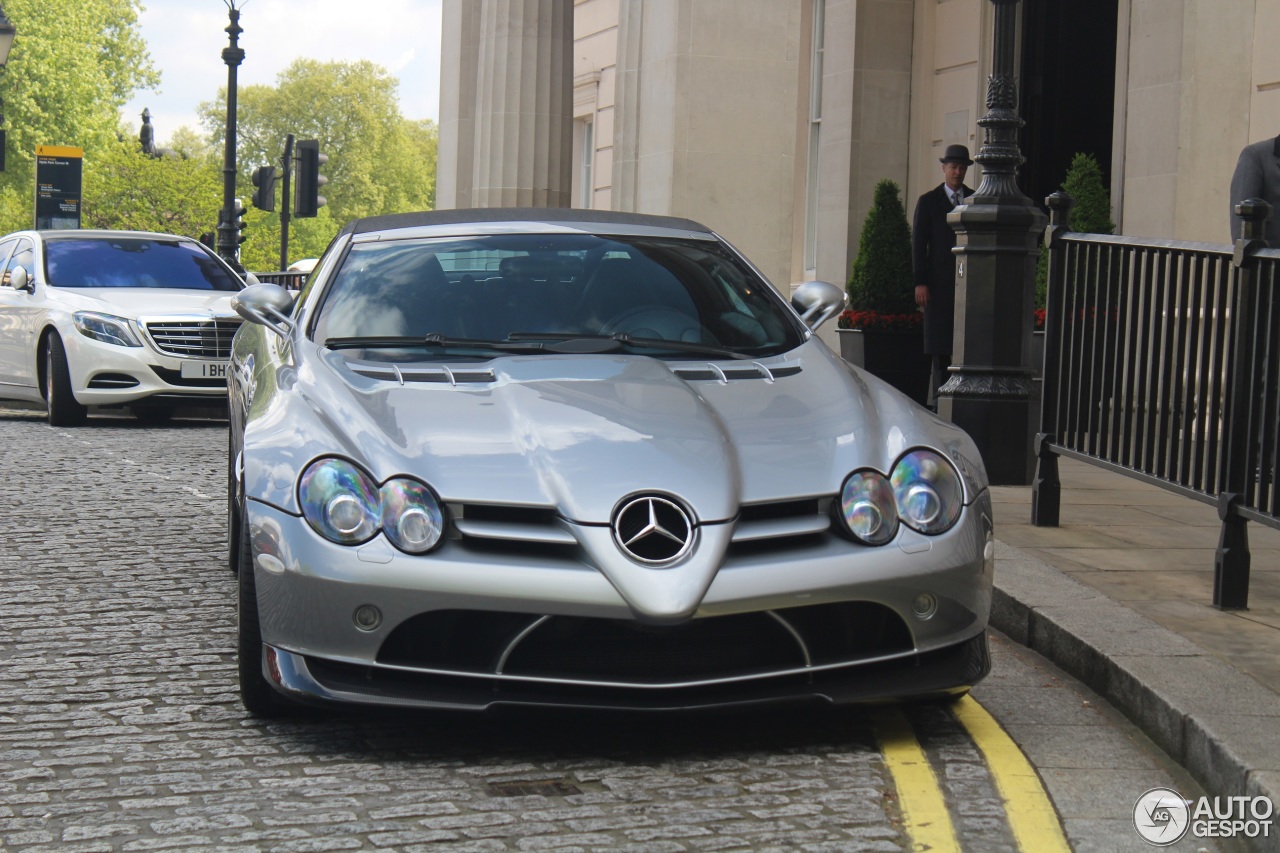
837, 328, 931, 406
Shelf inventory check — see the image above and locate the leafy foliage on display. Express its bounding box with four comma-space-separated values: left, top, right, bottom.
1036, 153, 1115, 308
82, 139, 221, 236
847, 179, 916, 317
198, 58, 438, 268
0, 0, 158, 232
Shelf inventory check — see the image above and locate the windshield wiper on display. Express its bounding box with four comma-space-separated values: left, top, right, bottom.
325, 333, 545, 353
506, 331, 751, 360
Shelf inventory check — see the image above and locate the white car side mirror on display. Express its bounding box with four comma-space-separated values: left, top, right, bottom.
9, 265, 30, 292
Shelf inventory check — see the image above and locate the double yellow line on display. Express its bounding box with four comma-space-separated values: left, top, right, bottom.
872, 697, 1071, 852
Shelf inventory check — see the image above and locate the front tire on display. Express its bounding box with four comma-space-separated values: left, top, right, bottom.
45, 335, 87, 426
228, 430, 241, 574
238, 515, 290, 717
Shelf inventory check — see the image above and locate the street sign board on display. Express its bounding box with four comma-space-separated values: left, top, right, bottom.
35, 145, 83, 230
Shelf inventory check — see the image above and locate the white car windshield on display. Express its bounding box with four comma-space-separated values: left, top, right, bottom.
44, 237, 243, 291
312, 232, 804, 358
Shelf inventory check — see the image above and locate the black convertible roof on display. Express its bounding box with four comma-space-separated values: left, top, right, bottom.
339, 207, 713, 237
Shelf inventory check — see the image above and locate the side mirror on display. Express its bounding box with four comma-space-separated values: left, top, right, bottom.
232, 283, 296, 340
791, 280, 846, 331
9, 265, 30, 292
243, 272, 262, 286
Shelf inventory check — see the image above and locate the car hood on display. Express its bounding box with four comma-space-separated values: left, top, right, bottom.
242, 337, 985, 622
49, 287, 240, 318
246, 338, 982, 526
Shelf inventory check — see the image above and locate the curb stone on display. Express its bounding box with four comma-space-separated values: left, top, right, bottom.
990, 541, 1280, 853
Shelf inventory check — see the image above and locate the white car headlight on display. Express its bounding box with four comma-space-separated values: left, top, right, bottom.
73, 311, 143, 347
299, 458, 380, 545
298, 458, 445, 553
890, 449, 963, 535
838, 470, 899, 545
380, 478, 444, 554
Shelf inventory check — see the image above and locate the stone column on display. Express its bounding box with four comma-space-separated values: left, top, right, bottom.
436, 0, 481, 209
937, 0, 1046, 485
438, 0, 572, 210
471, 0, 574, 208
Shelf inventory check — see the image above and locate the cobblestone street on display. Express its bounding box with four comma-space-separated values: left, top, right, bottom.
0, 410, 1230, 853
0, 413, 929, 852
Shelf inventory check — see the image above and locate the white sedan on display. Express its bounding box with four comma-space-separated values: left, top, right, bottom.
0, 229, 246, 425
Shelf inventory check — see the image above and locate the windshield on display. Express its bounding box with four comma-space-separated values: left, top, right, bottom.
311, 232, 804, 358
44, 237, 243, 291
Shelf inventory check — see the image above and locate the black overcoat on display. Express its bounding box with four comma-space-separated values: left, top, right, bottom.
911, 183, 971, 356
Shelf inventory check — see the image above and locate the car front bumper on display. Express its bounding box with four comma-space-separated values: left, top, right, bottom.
245, 492, 994, 710
64, 329, 230, 406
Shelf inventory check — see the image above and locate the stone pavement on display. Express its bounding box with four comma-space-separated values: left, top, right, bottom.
988, 457, 1280, 851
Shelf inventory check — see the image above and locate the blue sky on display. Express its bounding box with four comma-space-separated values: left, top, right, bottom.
121, 0, 443, 145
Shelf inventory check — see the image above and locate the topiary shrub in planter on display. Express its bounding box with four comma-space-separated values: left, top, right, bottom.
848, 178, 917, 318
838, 178, 930, 404
1035, 152, 1115, 310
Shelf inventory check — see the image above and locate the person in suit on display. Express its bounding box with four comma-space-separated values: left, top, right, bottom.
912, 143, 974, 409
1229, 134, 1280, 246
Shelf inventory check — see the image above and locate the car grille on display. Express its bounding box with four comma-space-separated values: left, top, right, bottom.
144, 318, 241, 358
375, 602, 914, 687
447, 499, 834, 559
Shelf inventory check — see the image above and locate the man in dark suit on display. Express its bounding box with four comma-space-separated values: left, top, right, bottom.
912, 143, 974, 409
1229, 134, 1280, 245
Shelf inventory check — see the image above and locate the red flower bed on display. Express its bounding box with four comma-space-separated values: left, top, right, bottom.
837, 309, 923, 332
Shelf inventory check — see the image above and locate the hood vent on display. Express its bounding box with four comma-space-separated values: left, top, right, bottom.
350, 365, 497, 385
672, 362, 802, 384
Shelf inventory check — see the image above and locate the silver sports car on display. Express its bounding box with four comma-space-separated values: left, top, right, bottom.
228, 209, 993, 716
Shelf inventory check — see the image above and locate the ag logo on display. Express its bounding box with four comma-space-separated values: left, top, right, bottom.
1133, 787, 1190, 845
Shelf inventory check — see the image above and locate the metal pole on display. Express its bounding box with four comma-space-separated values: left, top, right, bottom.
938, 0, 1047, 485
216, 3, 245, 270
1213, 198, 1269, 609
279, 133, 293, 272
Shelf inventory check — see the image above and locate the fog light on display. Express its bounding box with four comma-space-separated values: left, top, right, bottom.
911, 593, 938, 620
353, 604, 382, 632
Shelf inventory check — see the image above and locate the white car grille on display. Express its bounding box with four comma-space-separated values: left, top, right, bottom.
145, 318, 241, 358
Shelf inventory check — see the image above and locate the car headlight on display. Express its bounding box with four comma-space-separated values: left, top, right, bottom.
890, 449, 963, 535
298, 458, 446, 553
299, 458, 380, 545
73, 311, 143, 347
380, 478, 444, 554
838, 470, 899, 545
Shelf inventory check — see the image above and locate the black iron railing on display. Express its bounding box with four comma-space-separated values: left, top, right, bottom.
250, 270, 308, 290
1032, 194, 1280, 609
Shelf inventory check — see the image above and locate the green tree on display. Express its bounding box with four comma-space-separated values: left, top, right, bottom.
164, 125, 219, 162
198, 59, 437, 232
0, 0, 157, 231
1036, 152, 1115, 308
848, 178, 916, 315
81, 138, 222, 236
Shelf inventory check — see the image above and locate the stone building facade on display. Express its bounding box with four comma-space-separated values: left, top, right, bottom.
439, 0, 1280, 346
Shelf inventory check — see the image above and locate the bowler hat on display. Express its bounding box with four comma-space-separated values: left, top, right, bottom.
939, 144, 974, 165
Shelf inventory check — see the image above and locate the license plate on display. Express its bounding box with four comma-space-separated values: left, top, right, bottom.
180, 360, 228, 379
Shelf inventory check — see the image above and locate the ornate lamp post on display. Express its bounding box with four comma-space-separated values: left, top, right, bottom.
216, 0, 246, 269
0, 5, 17, 172
938, 0, 1047, 485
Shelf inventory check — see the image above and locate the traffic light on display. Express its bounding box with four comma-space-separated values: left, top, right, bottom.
231, 199, 248, 247
294, 139, 328, 218
251, 165, 277, 211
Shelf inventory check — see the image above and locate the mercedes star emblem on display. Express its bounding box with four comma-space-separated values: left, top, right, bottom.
613, 495, 693, 565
